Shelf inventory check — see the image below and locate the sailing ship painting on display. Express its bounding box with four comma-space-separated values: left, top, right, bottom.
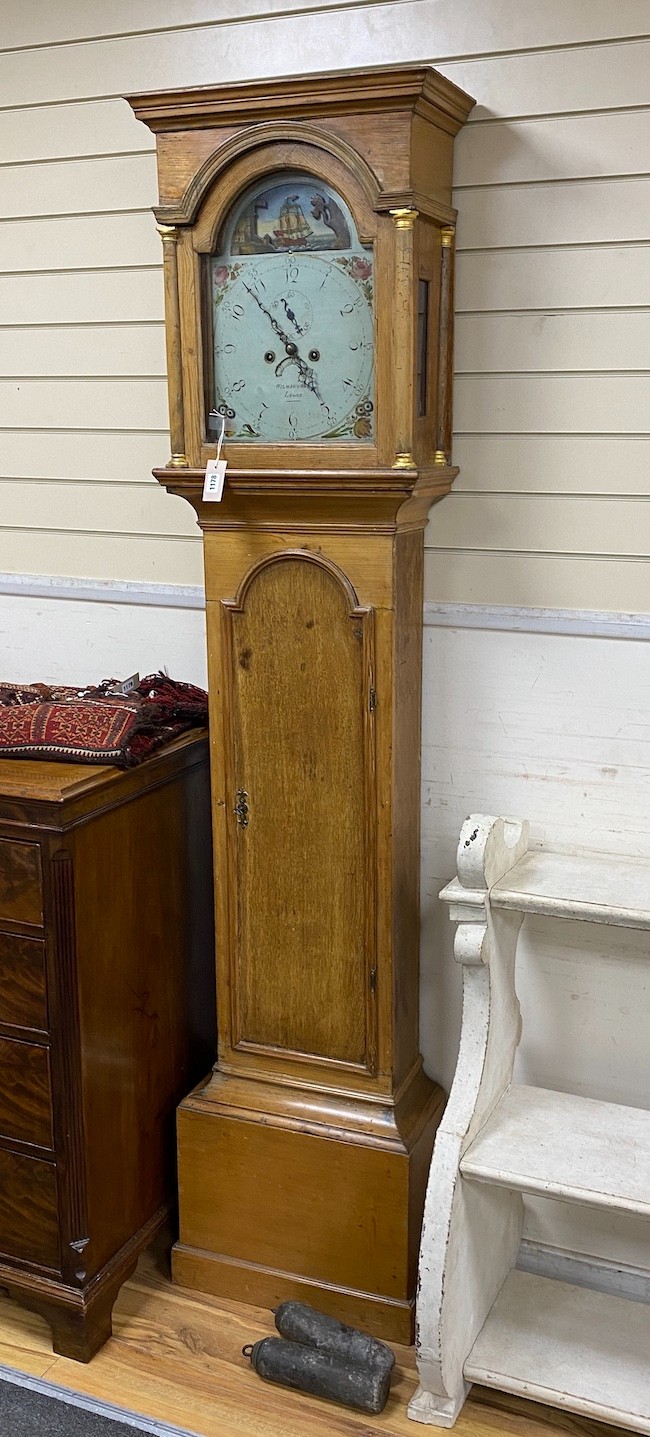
230, 179, 352, 255
274, 193, 312, 245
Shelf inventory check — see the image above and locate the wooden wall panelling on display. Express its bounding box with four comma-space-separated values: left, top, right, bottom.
4, 3, 649, 108
0, 324, 166, 380
3, 3, 650, 615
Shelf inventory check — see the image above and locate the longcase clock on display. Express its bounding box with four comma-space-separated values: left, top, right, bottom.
128, 65, 474, 1343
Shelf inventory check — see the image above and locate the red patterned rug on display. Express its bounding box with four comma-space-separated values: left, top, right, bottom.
0, 674, 208, 766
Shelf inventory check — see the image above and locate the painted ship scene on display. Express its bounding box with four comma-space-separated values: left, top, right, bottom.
229, 179, 353, 254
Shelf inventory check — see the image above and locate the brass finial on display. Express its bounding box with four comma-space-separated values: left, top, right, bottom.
440, 227, 455, 248
434, 451, 448, 466
392, 452, 416, 470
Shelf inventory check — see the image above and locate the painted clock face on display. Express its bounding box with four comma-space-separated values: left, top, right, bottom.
210, 174, 374, 443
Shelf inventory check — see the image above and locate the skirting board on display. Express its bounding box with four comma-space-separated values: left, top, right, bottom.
517, 1240, 650, 1306
0, 575, 647, 639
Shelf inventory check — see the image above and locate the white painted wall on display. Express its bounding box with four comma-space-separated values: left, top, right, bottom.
0, 3, 648, 1273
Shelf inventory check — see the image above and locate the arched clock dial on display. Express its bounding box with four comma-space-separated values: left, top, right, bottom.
209, 174, 375, 443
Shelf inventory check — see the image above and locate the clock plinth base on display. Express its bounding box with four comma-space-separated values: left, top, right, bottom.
172, 1067, 444, 1344
172, 1246, 416, 1344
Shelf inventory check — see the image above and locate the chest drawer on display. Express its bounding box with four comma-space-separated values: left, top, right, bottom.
0, 839, 43, 927
0, 1036, 52, 1149
0, 1147, 59, 1269
0, 931, 47, 1032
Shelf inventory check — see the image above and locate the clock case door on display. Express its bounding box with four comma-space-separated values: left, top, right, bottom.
222, 550, 378, 1080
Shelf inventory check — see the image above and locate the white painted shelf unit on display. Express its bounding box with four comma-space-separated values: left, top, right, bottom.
409, 816, 650, 1432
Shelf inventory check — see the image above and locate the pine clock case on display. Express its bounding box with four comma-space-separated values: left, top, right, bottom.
128, 66, 474, 1343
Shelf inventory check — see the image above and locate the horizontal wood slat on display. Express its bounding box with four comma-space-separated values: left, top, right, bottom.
1, 0, 649, 104
456, 177, 650, 251
0, 154, 157, 220
429, 494, 650, 558
0, 270, 163, 323
456, 245, 650, 311
455, 110, 650, 188
0, 479, 198, 537
419, 625, 650, 847
423, 550, 650, 611
456, 312, 650, 374
0, 530, 203, 586
0, 324, 166, 378
454, 373, 650, 433
0, 0, 372, 54
0, 98, 149, 166
441, 37, 650, 121
0, 213, 160, 274
464, 1269, 650, 1427
491, 856, 650, 931
0, 430, 167, 482
0, 377, 168, 430
452, 435, 650, 494
0, 12, 443, 109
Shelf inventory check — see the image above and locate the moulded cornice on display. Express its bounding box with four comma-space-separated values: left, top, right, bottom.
127, 63, 475, 137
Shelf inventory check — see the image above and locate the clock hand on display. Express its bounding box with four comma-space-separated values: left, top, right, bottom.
243, 282, 296, 354
242, 282, 322, 400
280, 297, 304, 335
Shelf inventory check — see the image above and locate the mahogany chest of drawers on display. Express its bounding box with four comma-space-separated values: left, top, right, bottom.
0, 733, 215, 1359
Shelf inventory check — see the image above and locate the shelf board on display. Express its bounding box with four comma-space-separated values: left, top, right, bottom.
461, 1083, 650, 1216
491, 847, 650, 929
465, 1269, 650, 1434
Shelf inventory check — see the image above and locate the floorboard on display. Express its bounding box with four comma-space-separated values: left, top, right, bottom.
0, 1237, 634, 1437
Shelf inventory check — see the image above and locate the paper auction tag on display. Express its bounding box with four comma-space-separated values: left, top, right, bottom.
202, 457, 227, 502
111, 672, 140, 695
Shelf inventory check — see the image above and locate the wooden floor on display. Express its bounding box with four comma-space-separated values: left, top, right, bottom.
0, 1236, 630, 1437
